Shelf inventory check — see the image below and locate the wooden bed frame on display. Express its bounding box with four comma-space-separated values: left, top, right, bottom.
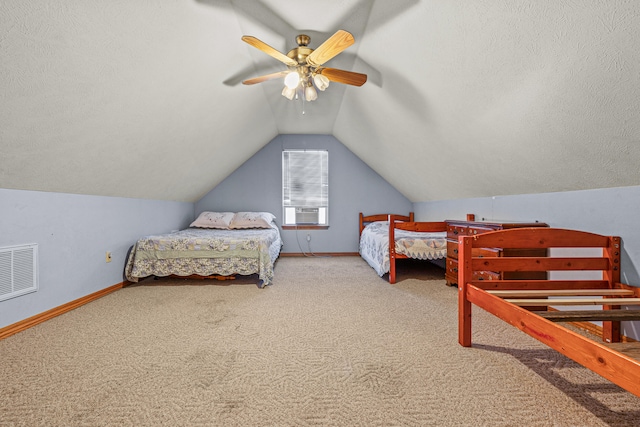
359, 212, 447, 284
458, 227, 640, 398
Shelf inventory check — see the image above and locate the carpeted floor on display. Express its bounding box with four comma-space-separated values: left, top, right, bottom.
0, 256, 639, 426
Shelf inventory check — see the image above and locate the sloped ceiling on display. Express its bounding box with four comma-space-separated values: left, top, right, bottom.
1, 1, 639, 203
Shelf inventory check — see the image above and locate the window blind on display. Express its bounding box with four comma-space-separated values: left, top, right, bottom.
282, 150, 328, 207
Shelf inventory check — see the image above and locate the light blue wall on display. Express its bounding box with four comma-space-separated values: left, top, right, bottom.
0, 188, 193, 329
414, 185, 640, 339
4, 152, 639, 340
196, 134, 412, 253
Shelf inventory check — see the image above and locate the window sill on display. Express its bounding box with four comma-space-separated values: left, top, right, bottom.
281, 225, 329, 230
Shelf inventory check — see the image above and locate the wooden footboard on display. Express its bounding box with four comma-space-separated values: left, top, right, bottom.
457, 227, 640, 398
388, 216, 446, 283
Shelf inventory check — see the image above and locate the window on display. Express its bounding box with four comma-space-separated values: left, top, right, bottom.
282, 149, 328, 225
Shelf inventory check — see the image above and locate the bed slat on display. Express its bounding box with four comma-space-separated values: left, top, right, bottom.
606, 343, 640, 359
504, 297, 640, 306
539, 310, 640, 322
488, 289, 635, 297
471, 279, 612, 291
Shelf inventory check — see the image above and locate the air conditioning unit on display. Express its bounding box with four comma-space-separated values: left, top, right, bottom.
295, 207, 319, 224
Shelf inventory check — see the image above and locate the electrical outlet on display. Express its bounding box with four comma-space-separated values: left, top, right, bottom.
306, 234, 311, 242
105, 251, 112, 263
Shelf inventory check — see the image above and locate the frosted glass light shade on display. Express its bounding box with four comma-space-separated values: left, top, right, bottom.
281, 86, 296, 100
284, 71, 300, 89
313, 74, 330, 91
305, 85, 317, 101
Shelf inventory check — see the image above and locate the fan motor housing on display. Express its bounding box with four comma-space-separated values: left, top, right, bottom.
287, 46, 313, 65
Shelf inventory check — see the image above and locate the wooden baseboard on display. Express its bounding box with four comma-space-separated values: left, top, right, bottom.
280, 252, 359, 257
0, 281, 127, 341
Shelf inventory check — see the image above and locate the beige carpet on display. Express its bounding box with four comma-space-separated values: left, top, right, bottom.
1, 257, 639, 426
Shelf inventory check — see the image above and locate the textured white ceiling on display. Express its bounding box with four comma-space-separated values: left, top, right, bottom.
1, 1, 639, 202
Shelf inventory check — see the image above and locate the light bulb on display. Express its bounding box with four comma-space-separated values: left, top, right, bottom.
284, 71, 300, 89
313, 74, 330, 91
281, 86, 295, 100
305, 85, 317, 101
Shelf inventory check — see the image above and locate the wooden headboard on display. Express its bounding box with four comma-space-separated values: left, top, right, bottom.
359, 212, 414, 236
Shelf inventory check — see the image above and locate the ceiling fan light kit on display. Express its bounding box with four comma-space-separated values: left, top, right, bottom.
241, 30, 367, 103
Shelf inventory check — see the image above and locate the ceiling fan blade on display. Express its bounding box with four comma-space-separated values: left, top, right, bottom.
241, 36, 298, 67
306, 30, 355, 67
242, 71, 288, 85
319, 68, 367, 87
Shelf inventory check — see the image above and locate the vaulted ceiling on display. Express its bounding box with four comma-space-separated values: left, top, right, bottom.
1, 1, 639, 203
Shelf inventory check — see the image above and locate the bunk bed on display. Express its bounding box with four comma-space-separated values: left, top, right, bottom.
359, 212, 447, 283
458, 227, 640, 398
125, 212, 282, 288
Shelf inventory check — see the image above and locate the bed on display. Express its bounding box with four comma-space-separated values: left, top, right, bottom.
124, 212, 283, 288
359, 212, 447, 283
458, 227, 640, 398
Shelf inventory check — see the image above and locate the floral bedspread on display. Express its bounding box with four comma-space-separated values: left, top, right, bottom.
359, 221, 447, 277
125, 225, 282, 287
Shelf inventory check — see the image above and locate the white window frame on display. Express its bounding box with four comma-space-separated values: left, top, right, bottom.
282, 149, 328, 226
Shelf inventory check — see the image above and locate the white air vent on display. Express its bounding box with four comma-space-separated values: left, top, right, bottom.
0, 244, 38, 302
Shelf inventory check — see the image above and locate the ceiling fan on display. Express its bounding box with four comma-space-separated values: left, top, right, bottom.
241, 30, 367, 102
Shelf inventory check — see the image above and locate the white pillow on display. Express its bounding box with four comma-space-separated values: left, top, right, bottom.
190, 212, 235, 229
229, 212, 276, 229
